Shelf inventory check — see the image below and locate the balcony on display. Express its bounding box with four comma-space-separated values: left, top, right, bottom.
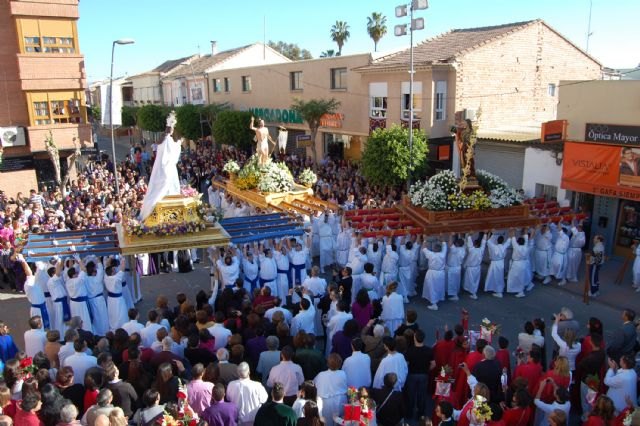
27, 123, 92, 152
17, 53, 86, 91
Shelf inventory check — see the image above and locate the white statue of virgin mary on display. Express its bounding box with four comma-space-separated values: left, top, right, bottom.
140, 111, 182, 220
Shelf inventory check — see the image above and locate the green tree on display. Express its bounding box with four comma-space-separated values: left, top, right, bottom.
366, 12, 388, 52
202, 102, 230, 134
88, 105, 101, 123
175, 104, 204, 141
291, 98, 341, 163
330, 21, 350, 56
212, 110, 254, 151
361, 124, 428, 187
121, 106, 138, 127
320, 49, 336, 58
267, 40, 313, 60
136, 104, 169, 132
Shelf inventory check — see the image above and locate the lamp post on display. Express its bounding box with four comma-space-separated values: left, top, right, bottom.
181, 61, 205, 141
109, 38, 134, 196
395, 0, 427, 189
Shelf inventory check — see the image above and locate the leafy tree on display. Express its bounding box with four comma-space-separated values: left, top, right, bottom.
367, 12, 388, 52
212, 110, 254, 151
291, 98, 341, 163
361, 124, 428, 187
267, 40, 313, 61
136, 104, 169, 132
202, 102, 230, 133
330, 21, 350, 56
175, 104, 204, 141
88, 105, 101, 123
320, 49, 336, 58
121, 106, 138, 127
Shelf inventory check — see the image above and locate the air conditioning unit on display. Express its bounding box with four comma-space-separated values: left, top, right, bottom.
463, 108, 477, 121
0, 127, 26, 147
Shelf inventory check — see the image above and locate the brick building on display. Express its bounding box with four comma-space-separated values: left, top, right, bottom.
0, 0, 91, 196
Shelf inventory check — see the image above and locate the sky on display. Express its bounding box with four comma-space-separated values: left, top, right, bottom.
78, 0, 640, 83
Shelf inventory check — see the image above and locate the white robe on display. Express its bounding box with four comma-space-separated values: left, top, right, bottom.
446, 245, 466, 296
319, 222, 335, 270
367, 242, 383, 278
422, 244, 447, 303
335, 230, 352, 268
289, 248, 309, 286
484, 238, 511, 293
534, 231, 553, 277
566, 227, 585, 282
47, 275, 69, 336
550, 232, 570, 279
140, 132, 182, 220
258, 255, 278, 297
373, 352, 408, 391
34, 262, 54, 323
463, 236, 487, 295
314, 370, 348, 426
85, 264, 109, 337
274, 251, 291, 299
397, 246, 414, 298
217, 257, 240, 288
326, 311, 353, 355
380, 247, 399, 288
104, 271, 128, 331
507, 236, 530, 294
311, 216, 321, 257
381, 292, 404, 333
66, 272, 94, 334
359, 273, 381, 302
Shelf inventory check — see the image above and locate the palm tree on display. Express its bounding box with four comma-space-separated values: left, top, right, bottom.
330, 21, 350, 56
291, 98, 341, 163
320, 49, 336, 58
367, 12, 387, 52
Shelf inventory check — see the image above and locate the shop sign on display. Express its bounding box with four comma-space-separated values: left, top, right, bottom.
248, 107, 304, 124
296, 134, 313, 148
585, 123, 640, 146
541, 119, 567, 142
0, 156, 35, 173
561, 141, 640, 201
320, 113, 344, 128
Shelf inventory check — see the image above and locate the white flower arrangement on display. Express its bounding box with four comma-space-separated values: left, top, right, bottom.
222, 160, 240, 174
477, 169, 523, 208
298, 168, 318, 187
257, 161, 294, 193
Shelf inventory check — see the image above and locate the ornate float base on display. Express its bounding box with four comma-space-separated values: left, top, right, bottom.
143, 195, 203, 228
116, 223, 230, 255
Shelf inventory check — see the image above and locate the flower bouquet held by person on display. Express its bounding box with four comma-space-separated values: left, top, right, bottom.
468, 394, 492, 426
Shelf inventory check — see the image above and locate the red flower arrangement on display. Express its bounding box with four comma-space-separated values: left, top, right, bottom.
156, 380, 198, 426
20, 357, 37, 379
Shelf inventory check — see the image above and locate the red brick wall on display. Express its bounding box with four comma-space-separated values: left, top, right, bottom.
0, 169, 39, 198
9, 0, 79, 18
0, 2, 29, 127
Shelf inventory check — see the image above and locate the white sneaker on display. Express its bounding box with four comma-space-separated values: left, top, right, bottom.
525, 283, 534, 291
403, 296, 410, 304
492, 293, 503, 298
449, 295, 459, 301
469, 293, 478, 300
558, 279, 567, 286
542, 277, 551, 285
428, 304, 439, 311
515, 292, 526, 298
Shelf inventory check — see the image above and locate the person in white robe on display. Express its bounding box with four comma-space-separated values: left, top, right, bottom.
535, 225, 553, 284
422, 237, 448, 310
121, 256, 136, 308
302, 266, 327, 298
258, 245, 278, 297
446, 236, 466, 301
140, 113, 182, 220
314, 355, 348, 426
550, 227, 570, 285
408, 237, 421, 297
207, 184, 222, 210
26, 260, 50, 329
289, 237, 310, 287
359, 263, 381, 302
214, 247, 240, 289
274, 242, 291, 299
242, 248, 260, 294
291, 295, 316, 336
311, 212, 322, 258
319, 214, 335, 272
507, 232, 532, 297
47, 259, 69, 337
104, 257, 128, 331
372, 338, 408, 391
566, 223, 586, 283
326, 301, 353, 356
335, 222, 352, 268
397, 237, 416, 301
36, 259, 55, 321
463, 234, 487, 299
206, 247, 220, 307
64, 260, 94, 334
347, 245, 368, 298
366, 238, 384, 278
484, 232, 511, 298
380, 240, 399, 290
380, 282, 405, 332
83, 256, 109, 336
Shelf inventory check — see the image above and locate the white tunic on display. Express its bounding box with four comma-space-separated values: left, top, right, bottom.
85, 263, 109, 337
336, 230, 352, 268
65, 272, 94, 334
216, 257, 240, 288
484, 238, 511, 294
342, 351, 372, 389
373, 352, 408, 390
319, 222, 335, 270
463, 236, 487, 295
367, 241, 383, 277
422, 243, 447, 303
566, 227, 585, 282
359, 272, 381, 301
314, 370, 348, 426
104, 271, 128, 331
25, 275, 48, 327
535, 231, 553, 276
326, 311, 353, 355
34, 262, 54, 321
397, 246, 414, 298
507, 236, 530, 294
242, 258, 259, 292
446, 245, 466, 296
47, 275, 69, 336
381, 292, 404, 333
380, 246, 399, 287
274, 251, 291, 299
550, 232, 570, 279
258, 255, 278, 296
289, 248, 309, 286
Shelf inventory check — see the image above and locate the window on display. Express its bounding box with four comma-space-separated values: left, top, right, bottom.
535, 183, 558, 199
28, 92, 85, 126
369, 83, 388, 118
213, 78, 222, 93
401, 82, 422, 119
241, 76, 252, 92
37, 36, 75, 53
24, 36, 41, 52
331, 67, 347, 90
548, 83, 556, 96
434, 80, 447, 121
223, 77, 230, 92
33, 101, 50, 125
18, 18, 77, 54
290, 71, 302, 90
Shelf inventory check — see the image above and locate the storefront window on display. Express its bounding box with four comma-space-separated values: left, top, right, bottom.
617, 200, 640, 248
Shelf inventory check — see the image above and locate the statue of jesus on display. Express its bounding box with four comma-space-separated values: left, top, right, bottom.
140, 111, 182, 220
250, 116, 275, 166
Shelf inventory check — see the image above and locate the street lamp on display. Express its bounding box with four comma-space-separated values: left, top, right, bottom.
109, 38, 135, 196
180, 61, 205, 141
395, 0, 427, 189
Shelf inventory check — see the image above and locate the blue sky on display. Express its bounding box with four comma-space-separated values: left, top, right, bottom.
79, 0, 640, 83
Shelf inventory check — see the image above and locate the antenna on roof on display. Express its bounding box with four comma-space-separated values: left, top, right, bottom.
263, 15, 266, 60
585, 0, 594, 53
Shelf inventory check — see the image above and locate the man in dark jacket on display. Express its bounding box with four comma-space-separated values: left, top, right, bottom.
472, 345, 504, 403
372, 373, 406, 426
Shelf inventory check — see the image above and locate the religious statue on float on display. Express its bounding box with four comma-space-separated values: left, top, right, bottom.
139, 111, 182, 220
453, 116, 480, 190
249, 116, 276, 167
